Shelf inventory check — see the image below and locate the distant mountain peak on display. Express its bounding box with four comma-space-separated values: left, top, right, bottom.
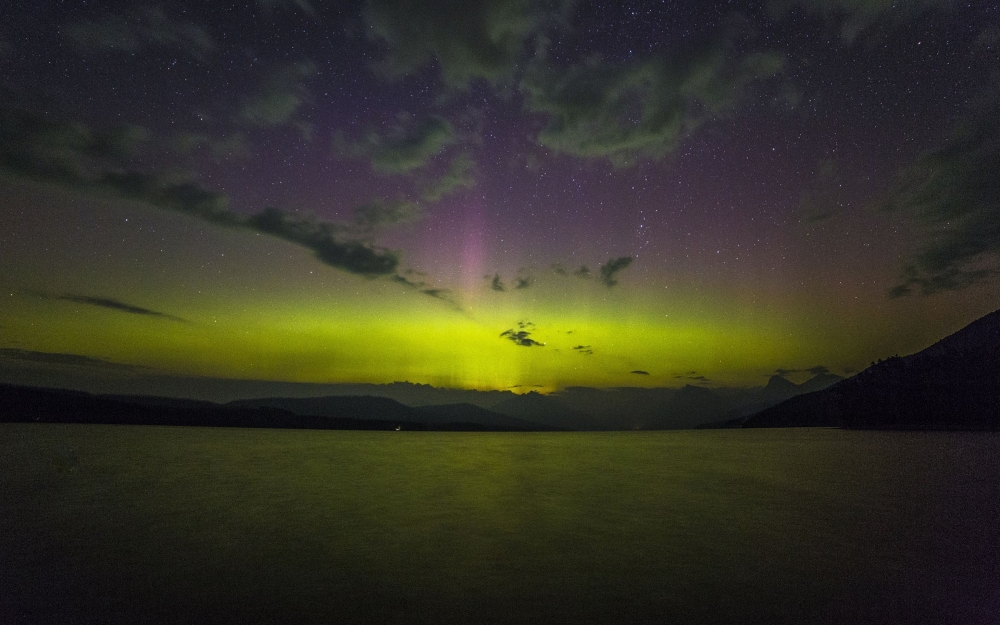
799, 372, 844, 393
764, 375, 798, 391
676, 384, 716, 398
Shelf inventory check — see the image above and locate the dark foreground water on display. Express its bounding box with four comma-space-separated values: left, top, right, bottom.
1, 425, 998, 625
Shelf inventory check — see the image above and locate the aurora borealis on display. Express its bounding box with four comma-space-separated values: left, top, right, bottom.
1, 0, 998, 394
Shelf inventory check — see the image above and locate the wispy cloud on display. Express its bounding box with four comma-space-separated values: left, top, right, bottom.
766, 0, 949, 45
391, 274, 463, 311
64, 7, 215, 60
362, 0, 565, 89
799, 159, 849, 223
0, 348, 148, 371
421, 153, 476, 201
336, 115, 459, 174
352, 199, 422, 231
522, 21, 784, 165
0, 106, 403, 278
241, 61, 315, 128
674, 372, 709, 382
57, 294, 188, 323
882, 84, 1000, 297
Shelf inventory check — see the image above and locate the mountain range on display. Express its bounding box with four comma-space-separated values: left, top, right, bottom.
4, 308, 996, 431
0, 370, 843, 431
0, 384, 552, 431
741, 308, 1000, 429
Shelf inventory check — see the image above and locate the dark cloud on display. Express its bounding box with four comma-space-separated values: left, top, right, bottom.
499, 321, 543, 346
0, 108, 234, 226
0, 105, 404, 278
362, 0, 568, 89
490, 274, 506, 291
0, 106, 150, 185
630, 370, 650, 375
336, 116, 458, 174
500, 328, 544, 347
552, 263, 592, 280
882, 86, 1000, 296
0, 348, 147, 371
248, 207, 399, 276
421, 288, 451, 300
573, 345, 593, 355
126, 182, 398, 275
390, 274, 417, 286
391, 274, 463, 311
514, 275, 534, 289
241, 61, 315, 128
598, 256, 633, 287
57, 294, 187, 322
421, 153, 476, 201
674, 371, 709, 382
100, 172, 242, 227
522, 21, 784, 165
64, 7, 214, 60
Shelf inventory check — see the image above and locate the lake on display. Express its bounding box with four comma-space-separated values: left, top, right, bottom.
1, 425, 997, 624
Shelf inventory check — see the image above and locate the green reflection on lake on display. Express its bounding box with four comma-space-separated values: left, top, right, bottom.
2, 425, 998, 624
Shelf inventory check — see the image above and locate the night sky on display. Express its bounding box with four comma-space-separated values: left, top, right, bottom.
1, 0, 998, 393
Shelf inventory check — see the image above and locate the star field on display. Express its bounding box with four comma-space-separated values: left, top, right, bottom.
1, 0, 998, 393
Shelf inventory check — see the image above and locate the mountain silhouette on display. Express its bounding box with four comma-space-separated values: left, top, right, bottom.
2, 369, 860, 431
744, 309, 1000, 429
0, 385, 549, 431
641, 385, 729, 429
489, 391, 599, 430
229, 396, 548, 430
414, 403, 553, 430
797, 372, 844, 393
762, 374, 799, 402
0, 384, 430, 430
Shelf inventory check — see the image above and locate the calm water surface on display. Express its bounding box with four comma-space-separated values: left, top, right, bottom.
1, 425, 998, 624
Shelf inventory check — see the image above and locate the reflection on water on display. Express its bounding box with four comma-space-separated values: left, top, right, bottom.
1, 425, 998, 624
